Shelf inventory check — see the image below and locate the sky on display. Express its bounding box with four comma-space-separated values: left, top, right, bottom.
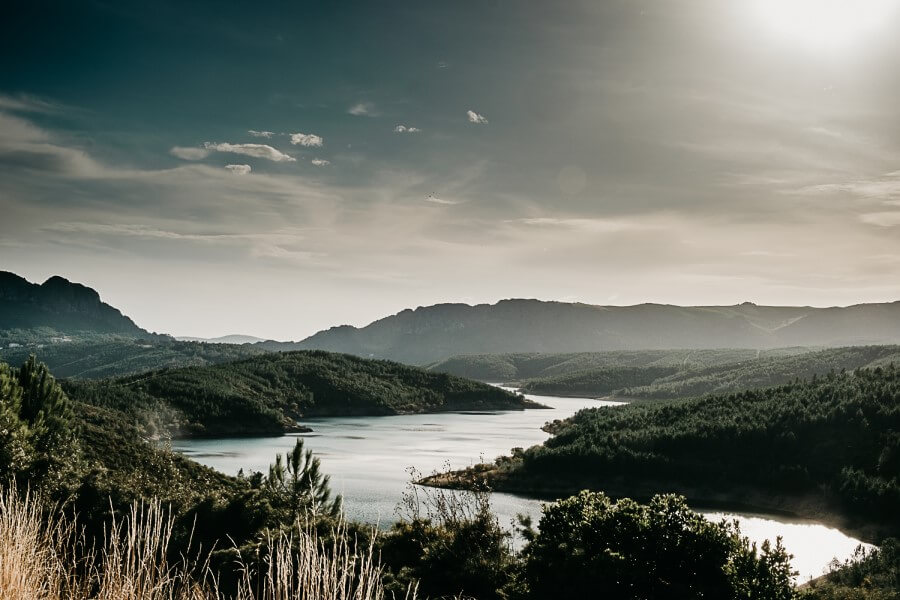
2, 0, 900, 340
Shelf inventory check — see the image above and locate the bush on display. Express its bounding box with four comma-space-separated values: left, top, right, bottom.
523, 491, 798, 600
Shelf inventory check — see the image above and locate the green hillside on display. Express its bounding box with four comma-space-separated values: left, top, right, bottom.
430, 346, 900, 401
429, 365, 900, 540
64, 350, 542, 437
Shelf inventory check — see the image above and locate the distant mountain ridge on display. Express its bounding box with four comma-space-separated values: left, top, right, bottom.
0, 271, 152, 337
275, 299, 900, 364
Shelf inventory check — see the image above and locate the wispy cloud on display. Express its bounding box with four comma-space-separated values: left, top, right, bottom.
394, 125, 422, 133
510, 217, 654, 234
467, 110, 488, 124
311, 158, 330, 167
225, 164, 251, 175
170, 146, 210, 160
860, 212, 900, 227
204, 142, 296, 162
348, 102, 376, 117
247, 130, 275, 138
0, 94, 66, 114
290, 133, 323, 147
424, 194, 460, 205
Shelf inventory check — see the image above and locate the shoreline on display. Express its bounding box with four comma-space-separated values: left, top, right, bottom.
420, 467, 887, 545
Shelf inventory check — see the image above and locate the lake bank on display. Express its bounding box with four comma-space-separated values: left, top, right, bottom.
173, 390, 873, 582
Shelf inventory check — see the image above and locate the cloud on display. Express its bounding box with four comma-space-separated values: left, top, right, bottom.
348, 102, 376, 117
0, 94, 65, 114
290, 133, 324, 147
225, 164, 251, 175
248, 130, 275, 138
203, 142, 296, 162
510, 217, 655, 234
394, 125, 422, 133
170, 146, 210, 160
860, 212, 900, 227
311, 158, 330, 167
467, 110, 488, 124
424, 194, 460, 205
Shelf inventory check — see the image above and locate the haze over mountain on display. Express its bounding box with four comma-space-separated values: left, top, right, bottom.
283, 299, 900, 365
0, 271, 153, 337
175, 334, 266, 345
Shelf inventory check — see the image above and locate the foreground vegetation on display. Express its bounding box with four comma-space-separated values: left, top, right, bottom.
61, 350, 540, 437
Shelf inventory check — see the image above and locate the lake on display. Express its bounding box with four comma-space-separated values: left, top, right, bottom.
173, 389, 872, 582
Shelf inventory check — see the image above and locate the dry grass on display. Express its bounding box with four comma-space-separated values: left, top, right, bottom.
0, 485, 411, 600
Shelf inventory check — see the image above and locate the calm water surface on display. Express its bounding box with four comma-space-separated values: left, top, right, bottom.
173, 388, 871, 582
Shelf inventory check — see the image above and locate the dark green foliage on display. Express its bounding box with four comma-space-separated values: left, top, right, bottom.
265, 438, 342, 520
805, 539, 899, 599
523, 491, 798, 600
381, 483, 519, 600
521, 365, 679, 396
64, 350, 537, 437
432, 346, 900, 400
487, 365, 900, 536
0, 355, 81, 491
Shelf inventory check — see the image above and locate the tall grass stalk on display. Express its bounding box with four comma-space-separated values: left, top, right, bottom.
0, 485, 409, 600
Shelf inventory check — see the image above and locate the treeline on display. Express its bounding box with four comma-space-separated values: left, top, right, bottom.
429, 348, 788, 382
0, 334, 267, 379
63, 350, 539, 437
461, 365, 900, 539
432, 346, 900, 401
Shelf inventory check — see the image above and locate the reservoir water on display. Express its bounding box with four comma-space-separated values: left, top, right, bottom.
173, 389, 871, 582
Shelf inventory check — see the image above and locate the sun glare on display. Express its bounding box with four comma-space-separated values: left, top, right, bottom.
754, 0, 896, 51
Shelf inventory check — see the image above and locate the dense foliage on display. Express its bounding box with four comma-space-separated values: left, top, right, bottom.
452, 365, 900, 539
63, 350, 538, 437
805, 538, 899, 599
432, 346, 900, 401
523, 491, 798, 600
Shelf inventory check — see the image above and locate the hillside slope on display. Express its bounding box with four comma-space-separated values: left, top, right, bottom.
428, 366, 900, 540
285, 299, 900, 364
64, 350, 543, 437
430, 346, 900, 400
0, 336, 268, 379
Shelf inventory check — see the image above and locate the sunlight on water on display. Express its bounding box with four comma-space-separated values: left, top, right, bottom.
174, 389, 871, 582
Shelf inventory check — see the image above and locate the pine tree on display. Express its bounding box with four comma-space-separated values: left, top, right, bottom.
0, 363, 32, 477
266, 438, 342, 520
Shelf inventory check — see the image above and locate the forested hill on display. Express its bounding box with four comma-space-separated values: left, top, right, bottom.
0, 336, 268, 379
0, 271, 152, 337
428, 346, 900, 400
281, 299, 900, 364
64, 350, 542, 437
431, 365, 900, 539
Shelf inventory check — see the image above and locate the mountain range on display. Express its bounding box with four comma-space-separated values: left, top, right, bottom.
279, 299, 900, 364
4, 272, 900, 365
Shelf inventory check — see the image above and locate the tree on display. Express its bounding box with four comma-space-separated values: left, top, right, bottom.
0, 363, 31, 477
15, 355, 80, 488
523, 491, 798, 600
266, 438, 341, 520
